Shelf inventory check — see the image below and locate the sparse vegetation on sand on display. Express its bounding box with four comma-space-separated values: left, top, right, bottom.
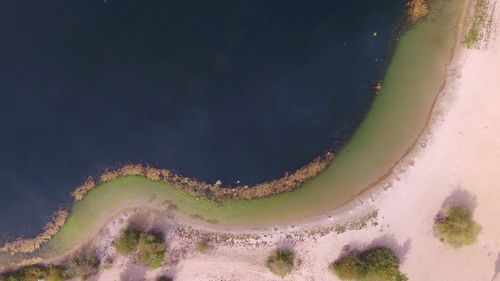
113, 227, 166, 269
266, 248, 295, 277
63, 252, 100, 280
434, 206, 481, 248
330, 247, 408, 281
196, 239, 211, 253
407, 0, 428, 23
2, 252, 100, 281
463, 0, 491, 48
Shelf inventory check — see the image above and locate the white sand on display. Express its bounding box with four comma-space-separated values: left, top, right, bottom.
88, 4, 500, 281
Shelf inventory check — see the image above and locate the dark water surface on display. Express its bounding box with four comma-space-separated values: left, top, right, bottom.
0, 0, 405, 238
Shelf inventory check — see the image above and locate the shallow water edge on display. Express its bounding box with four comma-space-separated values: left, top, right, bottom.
0, 0, 468, 267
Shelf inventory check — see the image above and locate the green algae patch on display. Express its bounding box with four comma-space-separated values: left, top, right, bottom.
0, 0, 468, 266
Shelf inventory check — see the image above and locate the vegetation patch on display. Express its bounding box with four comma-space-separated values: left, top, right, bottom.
330, 247, 407, 281
113, 227, 166, 269
407, 0, 429, 23
434, 206, 481, 248
113, 228, 141, 256
63, 252, 100, 280
0, 208, 68, 254
266, 248, 295, 277
2, 252, 100, 281
196, 239, 211, 253
463, 0, 492, 48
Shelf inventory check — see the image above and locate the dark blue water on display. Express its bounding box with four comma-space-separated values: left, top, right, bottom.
0, 0, 405, 239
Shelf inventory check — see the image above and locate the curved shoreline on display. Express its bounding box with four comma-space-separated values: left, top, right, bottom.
0, 0, 469, 268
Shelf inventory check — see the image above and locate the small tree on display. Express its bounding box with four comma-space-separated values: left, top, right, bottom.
434, 206, 481, 248
113, 227, 141, 255
266, 249, 295, 277
331, 247, 407, 281
361, 247, 407, 281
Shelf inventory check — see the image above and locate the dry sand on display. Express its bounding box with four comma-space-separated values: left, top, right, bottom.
80, 4, 500, 281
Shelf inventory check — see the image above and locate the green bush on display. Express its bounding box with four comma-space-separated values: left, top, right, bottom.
266, 249, 295, 277
331, 254, 364, 280
5, 265, 47, 281
331, 247, 407, 281
113, 227, 141, 255
137, 231, 166, 269
63, 253, 100, 280
434, 206, 481, 248
3, 265, 65, 281
113, 227, 166, 269
46, 266, 66, 281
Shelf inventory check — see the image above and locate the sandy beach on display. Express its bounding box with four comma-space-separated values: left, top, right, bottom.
75, 2, 500, 280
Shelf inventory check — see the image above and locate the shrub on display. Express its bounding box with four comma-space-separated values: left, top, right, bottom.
113, 227, 141, 255
5, 265, 47, 281
113, 227, 166, 269
331, 254, 364, 280
331, 247, 407, 281
266, 249, 295, 277
46, 266, 66, 281
196, 239, 210, 253
137, 231, 166, 269
361, 248, 407, 281
63, 253, 100, 280
3, 265, 65, 281
434, 206, 481, 248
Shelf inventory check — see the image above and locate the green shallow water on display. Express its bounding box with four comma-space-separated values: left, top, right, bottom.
1, 0, 467, 265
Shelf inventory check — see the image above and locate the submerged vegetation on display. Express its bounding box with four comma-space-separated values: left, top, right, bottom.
434, 206, 481, 248
266, 249, 295, 277
0, 209, 68, 254
113, 227, 166, 269
463, 0, 492, 48
407, 0, 429, 22
331, 247, 407, 281
72, 153, 333, 202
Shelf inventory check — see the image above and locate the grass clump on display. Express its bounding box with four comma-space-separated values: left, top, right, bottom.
434, 206, 481, 248
266, 248, 295, 277
330, 247, 407, 281
463, 0, 490, 48
196, 239, 210, 253
113, 227, 166, 269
